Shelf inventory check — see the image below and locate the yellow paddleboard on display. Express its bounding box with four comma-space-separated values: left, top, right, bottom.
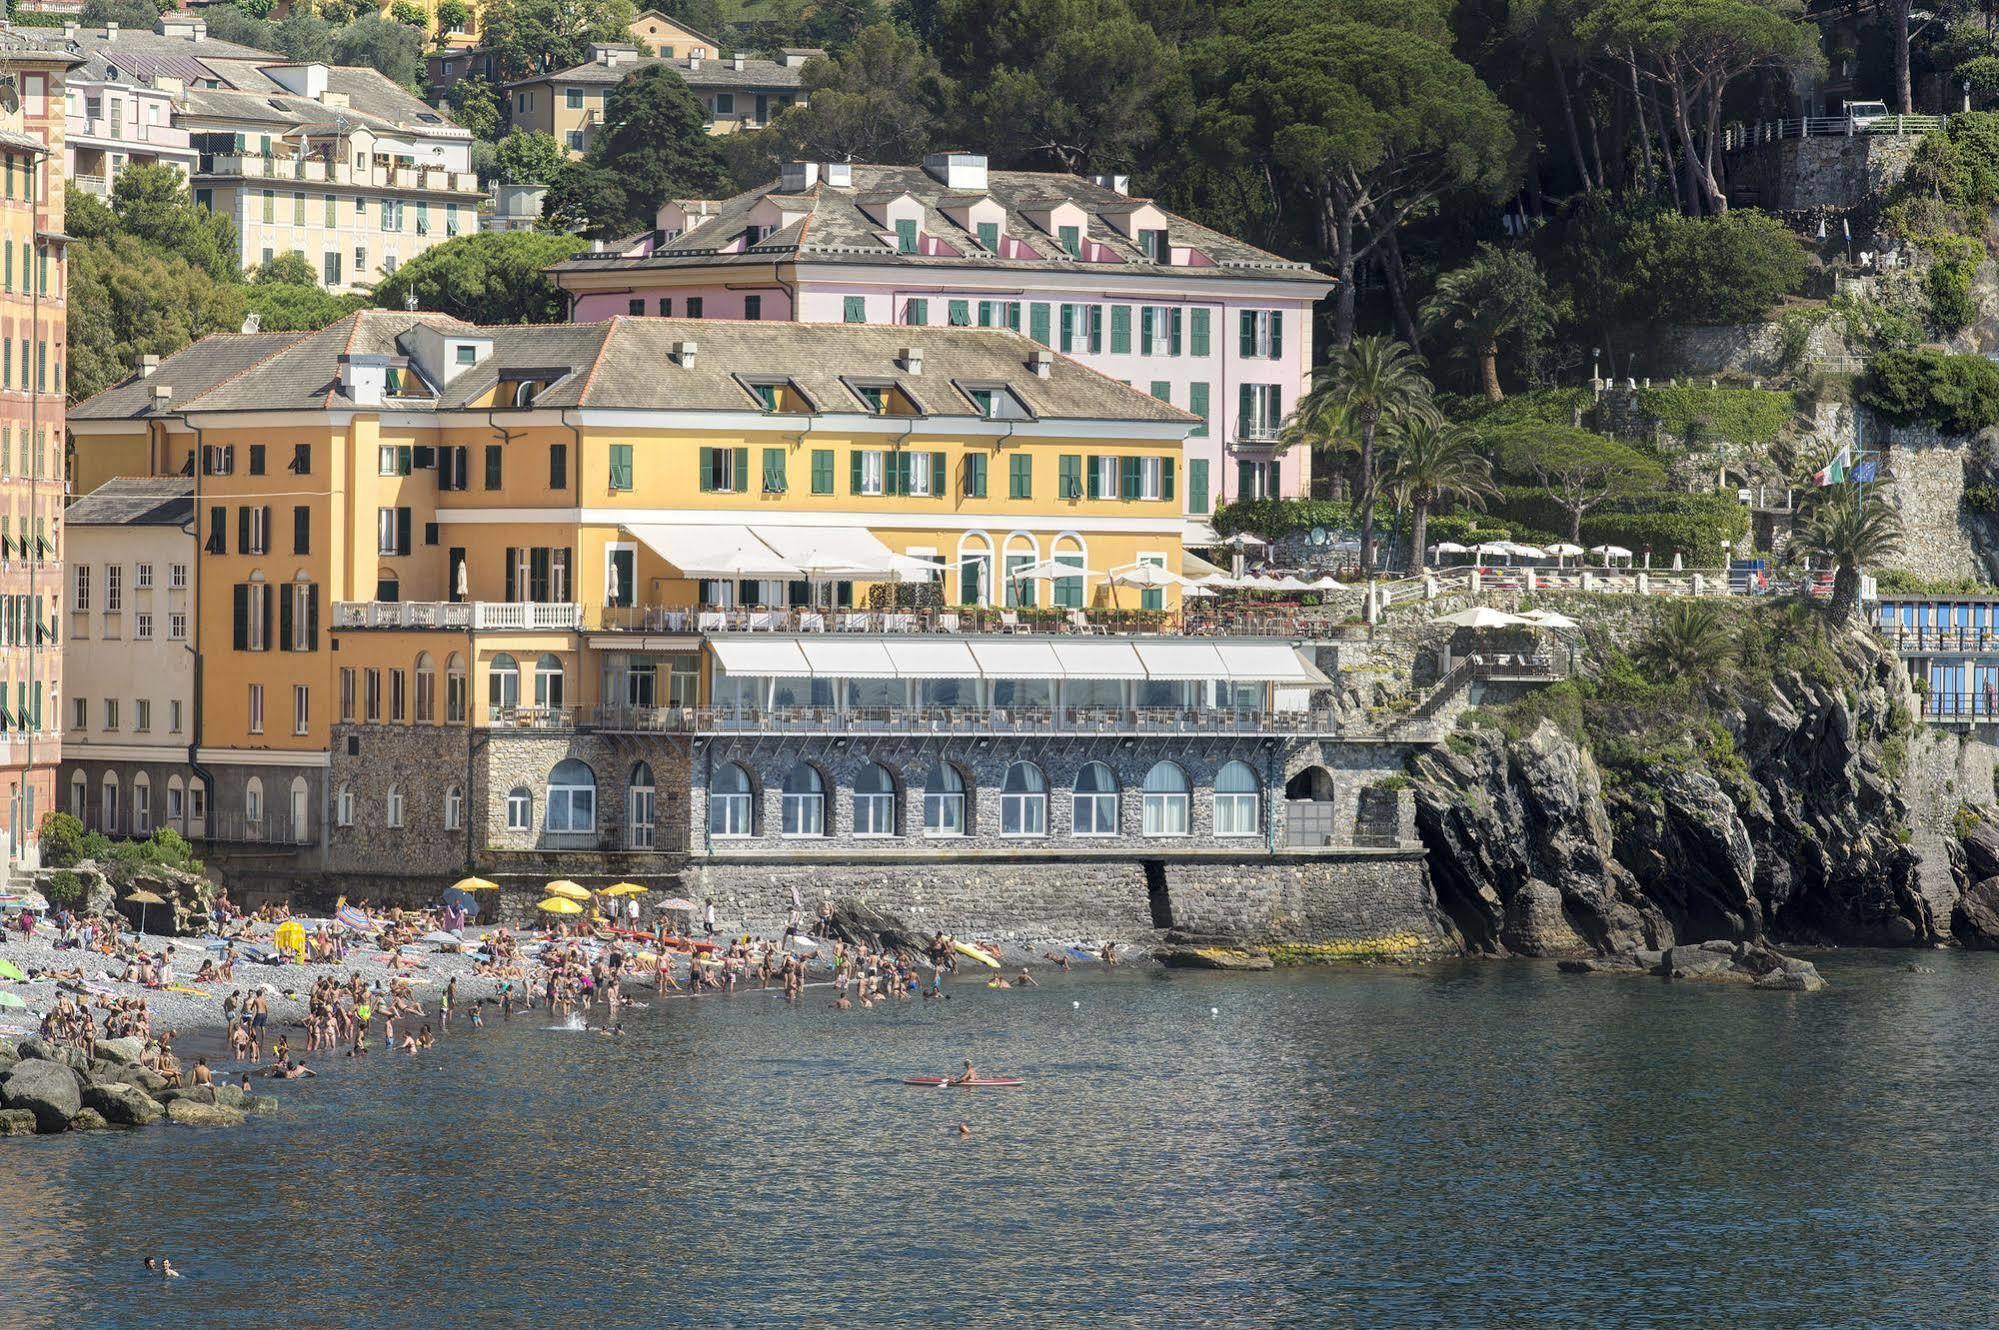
166, 985, 209, 995
952, 941, 1000, 969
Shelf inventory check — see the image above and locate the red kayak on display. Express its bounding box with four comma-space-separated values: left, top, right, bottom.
903, 1076, 1024, 1088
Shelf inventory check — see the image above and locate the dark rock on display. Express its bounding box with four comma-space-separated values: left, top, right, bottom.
1663, 945, 1748, 981
1963, 821, 1999, 880
242, 1094, 276, 1117
1557, 954, 1647, 975
0, 1058, 82, 1132
82, 1082, 164, 1126
68, 1107, 110, 1131
93, 1036, 145, 1067
0, 1107, 35, 1136
210, 1084, 248, 1110
1155, 946, 1274, 970
118, 1063, 168, 1095
1952, 875, 1999, 948
821, 900, 931, 956
164, 1099, 244, 1127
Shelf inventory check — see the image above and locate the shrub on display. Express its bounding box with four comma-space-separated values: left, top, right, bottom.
44, 870, 84, 908
1578, 501, 1751, 562
37, 811, 85, 869
1857, 348, 1999, 433
1630, 386, 1793, 445
1423, 512, 1511, 544
1211, 498, 1356, 538
1926, 233, 1984, 333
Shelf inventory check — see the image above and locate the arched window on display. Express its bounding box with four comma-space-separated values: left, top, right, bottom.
445, 653, 467, 724
489, 653, 520, 711
781, 762, 824, 836
628, 761, 655, 849
853, 762, 896, 837
132, 773, 152, 836
245, 776, 263, 837
709, 762, 752, 838
1214, 761, 1260, 838
288, 775, 309, 842
375, 568, 399, 602
166, 774, 185, 831
922, 763, 965, 838
534, 653, 565, 710
1003, 533, 1040, 609
386, 784, 405, 828
1000, 761, 1047, 837
336, 783, 354, 827
505, 785, 532, 831
1142, 761, 1190, 836
101, 773, 120, 835
414, 651, 437, 723
1072, 761, 1118, 836
546, 758, 596, 832
1050, 533, 1087, 610
445, 784, 463, 831
68, 770, 84, 821
956, 532, 994, 607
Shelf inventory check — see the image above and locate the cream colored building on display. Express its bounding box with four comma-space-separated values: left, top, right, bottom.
504, 43, 808, 153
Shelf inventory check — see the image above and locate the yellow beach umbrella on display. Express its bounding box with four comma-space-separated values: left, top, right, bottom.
544, 880, 591, 901
537, 897, 583, 915
604, 883, 648, 897
452, 877, 500, 892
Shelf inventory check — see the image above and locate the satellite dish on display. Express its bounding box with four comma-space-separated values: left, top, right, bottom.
0, 79, 19, 115
1308, 526, 1329, 547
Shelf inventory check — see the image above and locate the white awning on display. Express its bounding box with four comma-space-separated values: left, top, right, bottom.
1051, 640, 1147, 680
969, 640, 1065, 678
1184, 518, 1222, 547
1216, 642, 1330, 684
885, 639, 981, 678
757, 526, 928, 580
799, 638, 898, 679
710, 638, 811, 676
1136, 640, 1228, 680
626, 523, 799, 578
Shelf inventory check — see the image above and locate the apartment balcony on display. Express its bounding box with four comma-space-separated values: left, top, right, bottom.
594, 603, 1353, 639
333, 600, 583, 631
73, 172, 109, 197
587, 703, 1349, 738
197, 811, 312, 847
201, 156, 483, 196
75, 117, 191, 150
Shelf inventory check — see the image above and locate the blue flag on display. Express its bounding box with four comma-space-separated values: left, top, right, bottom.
1850, 460, 1879, 483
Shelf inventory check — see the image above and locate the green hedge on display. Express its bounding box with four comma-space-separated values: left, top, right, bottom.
1857, 348, 1999, 433
1211, 498, 1356, 538
1449, 387, 1593, 430
1492, 488, 1749, 557
1631, 385, 1792, 444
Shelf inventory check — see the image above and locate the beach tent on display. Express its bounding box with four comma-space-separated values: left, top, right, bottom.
274, 920, 306, 960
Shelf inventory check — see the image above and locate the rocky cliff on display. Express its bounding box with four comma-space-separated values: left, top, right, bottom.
1408, 627, 1936, 956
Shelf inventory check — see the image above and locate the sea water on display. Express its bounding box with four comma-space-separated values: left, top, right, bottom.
1, 951, 1995, 1328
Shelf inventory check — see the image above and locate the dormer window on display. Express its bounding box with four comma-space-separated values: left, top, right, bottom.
895, 218, 917, 254
513, 381, 537, 407
1138, 228, 1169, 262
744, 224, 770, 245
1059, 224, 1080, 257
961, 384, 1030, 420
739, 376, 812, 413
845, 379, 919, 416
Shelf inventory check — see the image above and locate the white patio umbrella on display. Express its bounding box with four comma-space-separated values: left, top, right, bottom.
1218, 532, 1268, 549
1589, 544, 1633, 566
1271, 574, 1316, 592
605, 560, 620, 604
1516, 609, 1582, 630
1670, 551, 1684, 571
1433, 606, 1533, 629
1429, 541, 1471, 556
1182, 583, 1217, 598
1109, 563, 1190, 590
1544, 542, 1586, 567
1311, 575, 1347, 590
1472, 541, 1518, 564
1008, 558, 1102, 583
1502, 541, 1548, 560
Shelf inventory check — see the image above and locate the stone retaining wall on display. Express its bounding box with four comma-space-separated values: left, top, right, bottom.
1163, 853, 1455, 950
1724, 134, 1918, 211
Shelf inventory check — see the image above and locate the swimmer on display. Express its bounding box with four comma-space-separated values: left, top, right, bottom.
957, 1122, 972, 1137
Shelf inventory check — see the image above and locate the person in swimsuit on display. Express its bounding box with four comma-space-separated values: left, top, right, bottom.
948, 1058, 977, 1086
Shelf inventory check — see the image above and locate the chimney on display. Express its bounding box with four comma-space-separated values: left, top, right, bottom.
824, 162, 852, 188
687, 54, 701, 72
1090, 173, 1131, 196
779, 161, 819, 193
922, 152, 987, 192
150, 384, 172, 411
138, 354, 160, 379
62, 22, 76, 39
671, 339, 698, 368
105, 20, 120, 38
1027, 349, 1054, 378
732, 53, 745, 71
899, 347, 923, 375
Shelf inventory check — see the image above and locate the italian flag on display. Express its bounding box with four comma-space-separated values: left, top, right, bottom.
1813, 445, 1850, 487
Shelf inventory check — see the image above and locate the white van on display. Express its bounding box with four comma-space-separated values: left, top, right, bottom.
1845, 100, 1891, 131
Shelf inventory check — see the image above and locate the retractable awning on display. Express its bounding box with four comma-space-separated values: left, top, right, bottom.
885, 639, 981, 678
969, 640, 1065, 678
710, 638, 811, 676
1136, 641, 1228, 680
1051, 641, 1147, 680
625, 523, 801, 579
799, 638, 898, 679
757, 526, 933, 580
1215, 642, 1330, 684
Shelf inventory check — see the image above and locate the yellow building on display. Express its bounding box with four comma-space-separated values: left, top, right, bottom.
503, 43, 807, 152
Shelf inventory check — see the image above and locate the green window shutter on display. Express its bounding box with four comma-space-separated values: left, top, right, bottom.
895, 218, 917, 253
1029, 303, 1050, 345
1189, 459, 1209, 515
762, 447, 785, 493
893, 451, 912, 496
1121, 455, 1141, 500
1169, 309, 1183, 356
930, 451, 947, 496
949, 299, 969, 326
1150, 380, 1171, 404
1110, 305, 1131, 354
1059, 454, 1080, 499
732, 446, 749, 492
844, 296, 866, 324
1089, 306, 1104, 353
1238, 459, 1255, 499
1139, 306, 1154, 355
965, 453, 986, 497
1059, 224, 1079, 256
609, 444, 633, 490
1270, 311, 1283, 359
906, 298, 927, 326
978, 220, 999, 251
977, 300, 993, 328
1240, 310, 1255, 357
1190, 382, 1210, 438
1059, 304, 1074, 353
698, 445, 714, 492
1163, 457, 1175, 502
1238, 383, 1253, 436
1009, 454, 1032, 499
811, 448, 833, 494
1190, 308, 1210, 357
851, 450, 865, 494
397, 444, 413, 474
1086, 455, 1101, 500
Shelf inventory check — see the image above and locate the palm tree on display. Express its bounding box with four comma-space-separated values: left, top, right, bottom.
1275, 381, 1352, 501
1310, 336, 1431, 575
1419, 245, 1553, 402
1387, 417, 1497, 570
1639, 600, 1738, 680
1799, 486, 1903, 621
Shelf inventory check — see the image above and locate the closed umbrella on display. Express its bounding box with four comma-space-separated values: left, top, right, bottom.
544, 880, 591, 901
605, 560, 621, 604
456, 559, 469, 599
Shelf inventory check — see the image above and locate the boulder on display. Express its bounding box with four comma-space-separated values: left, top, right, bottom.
119, 1063, 168, 1095
1156, 946, 1274, 970
164, 1098, 244, 1127
16, 1039, 90, 1077
82, 1082, 163, 1126
1963, 821, 1999, 881
0, 1107, 35, 1136
1557, 953, 1648, 975
1662, 945, 1750, 982
93, 1036, 145, 1067
68, 1107, 110, 1131
242, 1094, 277, 1117
210, 1084, 248, 1110
1755, 967, 1827, 992
0, 1058, 82, 1132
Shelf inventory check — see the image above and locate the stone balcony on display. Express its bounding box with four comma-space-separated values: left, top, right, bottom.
480, 702, 1362, 740
332, 600, 582, 631
203, 155, 482, 196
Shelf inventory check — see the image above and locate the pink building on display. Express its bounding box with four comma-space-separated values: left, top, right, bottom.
550, 154, 1332, 535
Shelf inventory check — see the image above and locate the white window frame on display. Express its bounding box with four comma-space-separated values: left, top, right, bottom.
505, 786, 531, 831
336, 784, 354, 827
858, 449, 885, 496
248, 682, 264, 734
905, 451, 933, 497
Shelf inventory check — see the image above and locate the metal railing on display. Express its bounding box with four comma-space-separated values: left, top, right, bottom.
1720, 114, 1944, 151
585, 703, 1353, 737
196, 811, 313, 846
333, 601, 583, 631
595, 604, 1348, 638
1919, 691, 1999, 721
